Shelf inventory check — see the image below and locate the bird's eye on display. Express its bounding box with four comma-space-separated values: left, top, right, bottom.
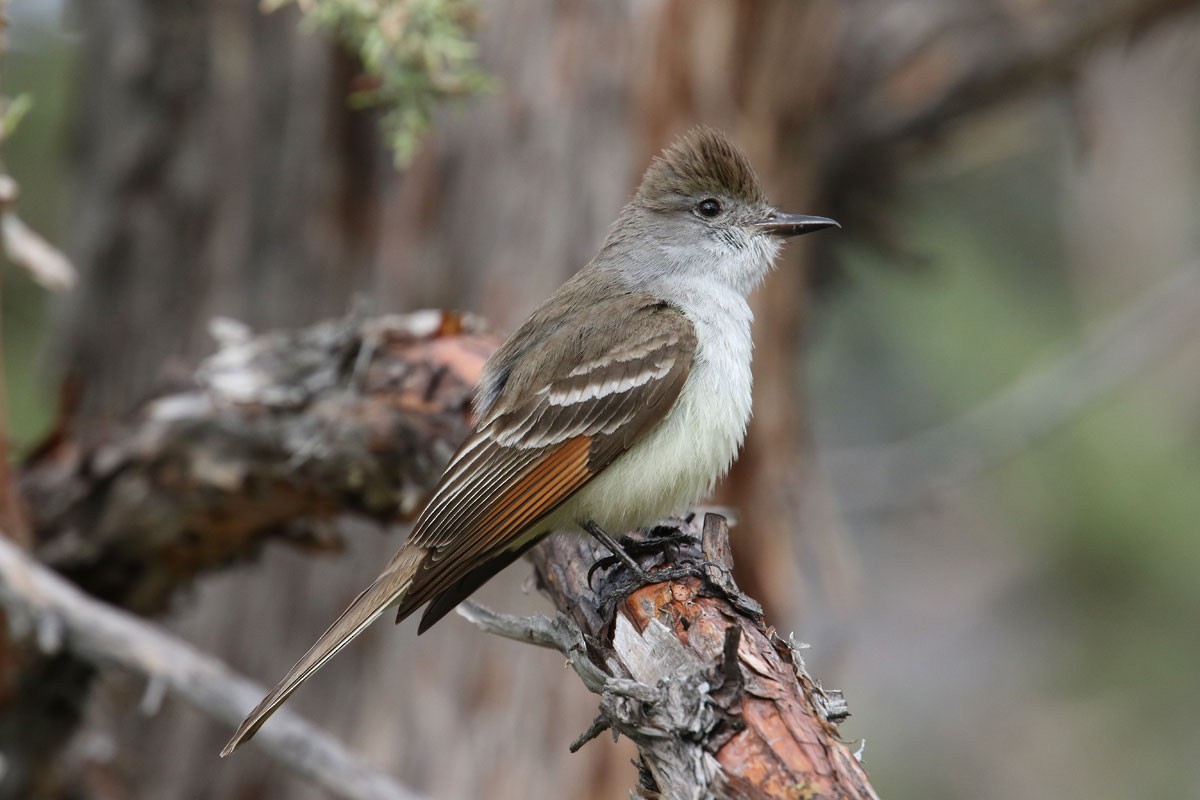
696, 198, 722, 218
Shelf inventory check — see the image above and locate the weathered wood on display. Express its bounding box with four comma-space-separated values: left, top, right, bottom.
489, 515, 879, 800
23, 310, 492, 613
3, 310, 493, 799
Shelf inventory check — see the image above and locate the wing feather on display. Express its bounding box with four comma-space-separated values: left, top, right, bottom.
399, 436, 593, 614
400, 296, 696, 612
420, 440, 543, 543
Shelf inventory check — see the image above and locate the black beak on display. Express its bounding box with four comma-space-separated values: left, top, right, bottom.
752, 212, 839, 238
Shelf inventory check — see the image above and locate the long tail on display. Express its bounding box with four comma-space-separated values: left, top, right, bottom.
220, 547, 425, 756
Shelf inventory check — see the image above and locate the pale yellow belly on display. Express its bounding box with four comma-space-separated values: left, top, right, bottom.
535, 355, 751, 538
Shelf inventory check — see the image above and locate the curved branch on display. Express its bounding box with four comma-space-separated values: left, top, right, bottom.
0, 534, 426, 800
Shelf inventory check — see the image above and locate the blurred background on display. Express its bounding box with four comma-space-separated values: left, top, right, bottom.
3, 0, 1199, 798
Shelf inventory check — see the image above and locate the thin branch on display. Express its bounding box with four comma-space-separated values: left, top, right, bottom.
455, 601, 609, 692
0, 533, 427, 800
824, 263, 1200, 513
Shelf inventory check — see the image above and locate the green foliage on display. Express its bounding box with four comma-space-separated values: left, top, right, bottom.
266, 0, 492, 166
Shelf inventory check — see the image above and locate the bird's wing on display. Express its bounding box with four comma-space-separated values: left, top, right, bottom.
398, 294, 698, 622
222, 294, 696, 756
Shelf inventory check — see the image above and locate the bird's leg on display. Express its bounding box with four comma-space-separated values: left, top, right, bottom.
583, 521, 656, 584
582, 520, 706, 589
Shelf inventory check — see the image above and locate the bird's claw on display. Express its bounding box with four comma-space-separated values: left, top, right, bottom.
587, 554, 624, 588
582, 519, 708, 592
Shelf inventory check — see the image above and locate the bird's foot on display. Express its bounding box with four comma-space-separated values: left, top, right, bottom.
616, 526, 693, 557
583, 519, 710, 590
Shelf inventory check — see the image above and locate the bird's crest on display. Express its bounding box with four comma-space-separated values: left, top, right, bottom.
636, 127, 767, 210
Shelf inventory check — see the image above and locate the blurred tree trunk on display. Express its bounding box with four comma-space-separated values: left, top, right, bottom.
50, 1, 838, 798
27, 3, 387, 797
59, 0, 387, 418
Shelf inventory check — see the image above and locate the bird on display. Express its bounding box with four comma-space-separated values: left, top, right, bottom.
221, 126, 837, 755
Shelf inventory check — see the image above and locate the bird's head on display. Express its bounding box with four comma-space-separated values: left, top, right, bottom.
609, 127, 837, 295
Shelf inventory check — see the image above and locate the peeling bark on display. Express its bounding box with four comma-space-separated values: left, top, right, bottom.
493, 515, 879, 800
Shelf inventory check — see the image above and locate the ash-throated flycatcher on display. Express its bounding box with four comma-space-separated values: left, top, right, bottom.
222, 127, 836, 755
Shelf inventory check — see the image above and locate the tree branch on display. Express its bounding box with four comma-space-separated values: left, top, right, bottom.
463, 514, 878, 800
4, 309, 494, 797
21, 309, 493, 613
821, 0, 1200, 257
0, 533, 426, 800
